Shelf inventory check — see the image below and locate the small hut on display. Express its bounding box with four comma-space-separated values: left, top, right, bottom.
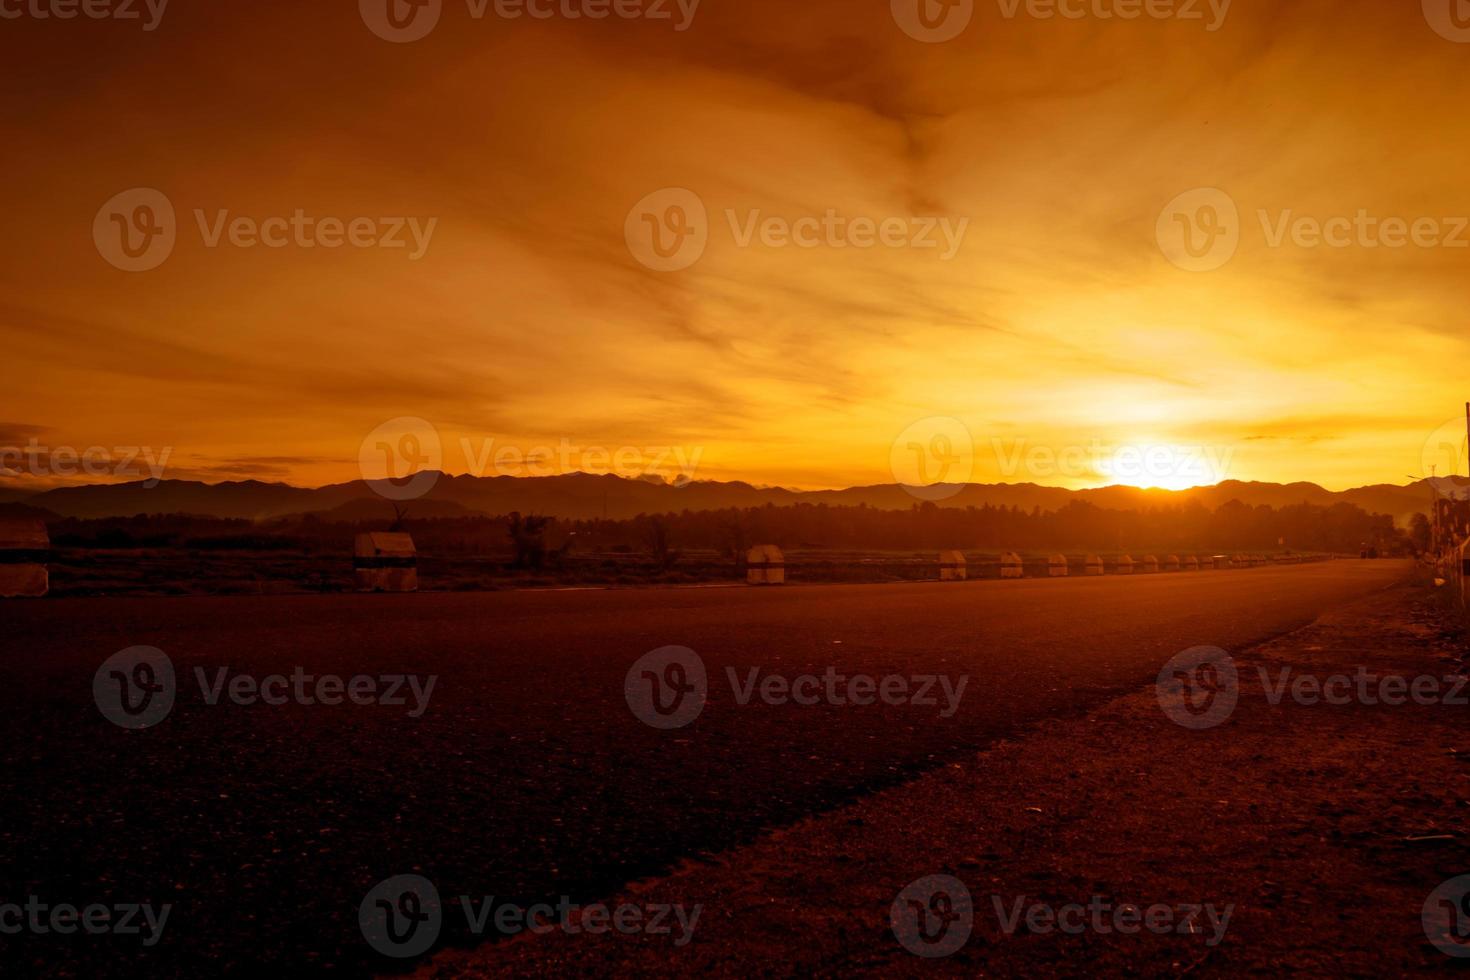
1164, 555, 1180, 572
1000, 552, 1024, 579
1049, 554, 1069, 577
1182, 555, 1200, 571
354, 532, 418, 593
1213, 555, 1231, 570
747, 544, 786, 586
1141, 555, 1159, 574
0, 520, 49, 598
1085, 554, 1105, 576
1232, 554, 1251, 569
938, 550, 967, 582
1116, 555, 1135, 575
1462, 539, 1470, 607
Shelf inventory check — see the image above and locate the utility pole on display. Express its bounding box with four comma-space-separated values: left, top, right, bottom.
1430, 466, 1441, 554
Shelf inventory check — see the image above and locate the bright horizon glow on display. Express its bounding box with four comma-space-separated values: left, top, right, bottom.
3, 2, 1470, 497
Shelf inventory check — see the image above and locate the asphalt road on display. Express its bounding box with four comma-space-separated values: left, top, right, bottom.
0, 560, 1410, 977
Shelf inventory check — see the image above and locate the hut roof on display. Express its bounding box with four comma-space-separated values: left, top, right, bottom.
355, 532, 416, 557
938, 550, 966, 564
747, 544, 784, 563
0, 519, 47, 550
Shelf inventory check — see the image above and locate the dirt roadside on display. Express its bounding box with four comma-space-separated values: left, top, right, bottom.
418, 579, 1470, 977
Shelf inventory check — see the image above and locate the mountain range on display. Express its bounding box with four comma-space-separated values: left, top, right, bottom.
2, 472, 1465, 526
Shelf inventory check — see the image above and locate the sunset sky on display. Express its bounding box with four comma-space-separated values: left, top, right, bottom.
4, 0, 1470, 493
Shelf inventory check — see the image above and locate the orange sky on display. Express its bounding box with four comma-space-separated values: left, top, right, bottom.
4, 0, 1470, 493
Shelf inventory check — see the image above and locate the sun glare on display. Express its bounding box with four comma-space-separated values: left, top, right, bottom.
1095, 441, 1229, 492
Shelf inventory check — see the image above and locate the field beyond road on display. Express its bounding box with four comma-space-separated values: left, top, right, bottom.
0, 560, 1412, 976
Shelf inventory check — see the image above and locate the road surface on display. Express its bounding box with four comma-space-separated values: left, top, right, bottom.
0, 560, 1410, 976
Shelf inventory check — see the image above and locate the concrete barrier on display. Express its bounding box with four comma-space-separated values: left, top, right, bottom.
0, 520, 48, 598
354, 532, 418, 593
1116, 555, 1135, 575
1000, 552, 1024, 579
1182, 555, 1199, 571
939, 550, 967, 582
1142, 555, 1159, 574
1086, 554, 1104, 576
747, 544, 786, 586
1049, 554, 1069, 577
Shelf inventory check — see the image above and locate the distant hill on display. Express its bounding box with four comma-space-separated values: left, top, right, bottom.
1, 472, 1464, 525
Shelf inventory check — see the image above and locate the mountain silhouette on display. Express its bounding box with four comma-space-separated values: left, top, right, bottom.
3, 472, 1463, 525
